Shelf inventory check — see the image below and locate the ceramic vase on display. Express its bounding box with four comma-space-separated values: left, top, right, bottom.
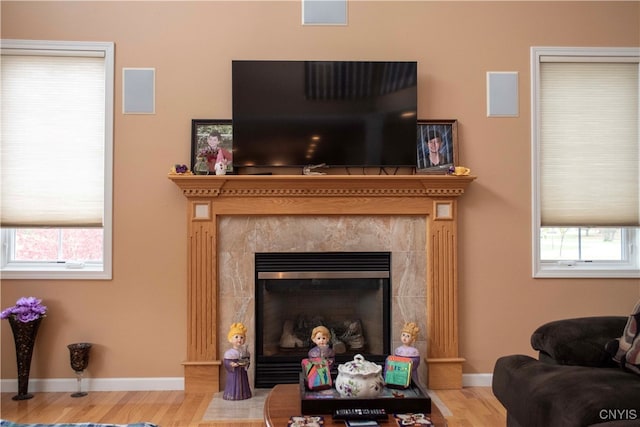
8, 316, 43, 400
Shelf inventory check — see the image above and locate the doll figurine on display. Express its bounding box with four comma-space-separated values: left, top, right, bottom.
223, 322, 252, 400
395, 322, 420, 384
308, 325, 335, 366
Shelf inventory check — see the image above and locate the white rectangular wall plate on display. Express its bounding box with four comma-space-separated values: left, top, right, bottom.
302, 0, 347, 25
123, 68, 155, 114
487, 71, 519, 117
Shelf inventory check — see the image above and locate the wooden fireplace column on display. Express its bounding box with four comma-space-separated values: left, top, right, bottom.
169, 174, 475, 392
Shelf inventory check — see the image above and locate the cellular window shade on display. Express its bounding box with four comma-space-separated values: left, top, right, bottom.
540, 62, 639, 227
1, 54, 105, 227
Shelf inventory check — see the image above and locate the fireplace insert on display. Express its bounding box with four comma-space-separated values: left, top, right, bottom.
254, 251, 391, 388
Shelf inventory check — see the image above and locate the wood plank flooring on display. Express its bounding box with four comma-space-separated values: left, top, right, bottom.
1, 387, 506, 427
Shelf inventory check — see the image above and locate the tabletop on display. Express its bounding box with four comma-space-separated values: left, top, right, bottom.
264, 383, 447, 427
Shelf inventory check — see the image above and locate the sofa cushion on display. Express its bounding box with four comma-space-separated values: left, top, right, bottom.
625, 330, 640, 375
609, 300, 640, 375
531, 316, 627, 367
492, 354, 640, 427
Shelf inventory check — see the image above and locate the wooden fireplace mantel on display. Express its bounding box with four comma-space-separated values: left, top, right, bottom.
169, 174, 475, 391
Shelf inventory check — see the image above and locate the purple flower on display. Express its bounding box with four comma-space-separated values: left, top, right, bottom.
0, 308, 14, 319
0, 297, 47, 323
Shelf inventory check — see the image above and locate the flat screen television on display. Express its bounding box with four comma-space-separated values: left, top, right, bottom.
232, 60, 418, 168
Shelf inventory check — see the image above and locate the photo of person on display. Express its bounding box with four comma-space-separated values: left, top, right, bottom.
416, 120, 458, 173
191, 119, 233, 173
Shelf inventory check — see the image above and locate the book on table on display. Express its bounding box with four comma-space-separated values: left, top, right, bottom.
393, 413, 434, 426
288, 415, 324, 426
384, 356, 413, 389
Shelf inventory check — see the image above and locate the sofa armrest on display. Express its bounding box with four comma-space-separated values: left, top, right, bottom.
530, 316, 627, 367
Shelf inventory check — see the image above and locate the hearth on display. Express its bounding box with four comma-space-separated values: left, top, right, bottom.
255, 251, 391, 388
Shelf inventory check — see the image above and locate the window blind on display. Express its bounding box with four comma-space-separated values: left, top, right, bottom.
1, 53, 106, 227
540, 61, 639, 226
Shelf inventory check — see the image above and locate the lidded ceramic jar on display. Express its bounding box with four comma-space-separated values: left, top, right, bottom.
335, 354, 384, 398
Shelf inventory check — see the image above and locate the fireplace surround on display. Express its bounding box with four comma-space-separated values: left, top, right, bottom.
169, 174, 474, 392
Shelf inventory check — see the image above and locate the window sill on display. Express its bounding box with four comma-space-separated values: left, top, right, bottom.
534, 263, 640, 279
1, 263, 111, 280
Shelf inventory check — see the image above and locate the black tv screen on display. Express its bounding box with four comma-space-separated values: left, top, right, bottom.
232, 60, 417, 168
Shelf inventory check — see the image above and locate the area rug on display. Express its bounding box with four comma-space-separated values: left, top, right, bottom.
202, 389, 269, 421
0, 422, 157, 427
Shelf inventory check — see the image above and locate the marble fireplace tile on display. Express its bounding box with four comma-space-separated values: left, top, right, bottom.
218, 250, 254, 298
392, 250, 427, 297
253, 216, 395, 252
218, 216, 258, 253
391, 216, 426, 251
392, 296, 427, 338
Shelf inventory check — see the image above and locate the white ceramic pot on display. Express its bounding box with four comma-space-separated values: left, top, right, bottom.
335, 354, 384, 398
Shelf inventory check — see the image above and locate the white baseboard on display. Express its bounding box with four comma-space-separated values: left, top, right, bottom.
1, 374, 491, 393
0, 377, 184, 393
462, 373, 493, 387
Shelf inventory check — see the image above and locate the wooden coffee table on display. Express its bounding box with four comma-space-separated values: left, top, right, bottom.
264, 383, 447, 426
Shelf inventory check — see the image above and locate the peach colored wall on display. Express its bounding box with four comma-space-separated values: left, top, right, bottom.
1, 1, 639, 383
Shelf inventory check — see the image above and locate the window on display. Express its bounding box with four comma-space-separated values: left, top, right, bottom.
0, 40, 114, 279
531, 47, 639, 278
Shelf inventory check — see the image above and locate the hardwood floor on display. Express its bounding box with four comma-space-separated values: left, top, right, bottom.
1, 387, 506, 427
437, 387, 507, 427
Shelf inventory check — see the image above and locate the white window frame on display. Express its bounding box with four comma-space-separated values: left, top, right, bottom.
531, 46, 640, 279
0, 40, 114, 280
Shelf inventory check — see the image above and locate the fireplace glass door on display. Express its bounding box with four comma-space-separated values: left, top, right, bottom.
255, 252, 391, 388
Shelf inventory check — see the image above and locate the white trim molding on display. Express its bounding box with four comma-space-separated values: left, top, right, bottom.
1, 373, 493, 393
462, 373, 493, 387
0, 377, 184, 393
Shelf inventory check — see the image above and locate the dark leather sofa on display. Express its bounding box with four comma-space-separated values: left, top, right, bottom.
492, 316, 640, 427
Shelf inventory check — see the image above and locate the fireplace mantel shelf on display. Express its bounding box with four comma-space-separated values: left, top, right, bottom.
169, 173, 476, 392
168, 174, 475, 197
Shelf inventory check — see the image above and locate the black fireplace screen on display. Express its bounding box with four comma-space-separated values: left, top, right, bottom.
254, 252, 391, 388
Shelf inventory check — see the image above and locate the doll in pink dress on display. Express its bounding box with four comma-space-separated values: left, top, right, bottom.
223, 322, 252, 400
394, 322, 420, 384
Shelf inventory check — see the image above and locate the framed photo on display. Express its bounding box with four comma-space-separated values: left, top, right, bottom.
416, 120, 458, 174
191, 119, 233, 174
